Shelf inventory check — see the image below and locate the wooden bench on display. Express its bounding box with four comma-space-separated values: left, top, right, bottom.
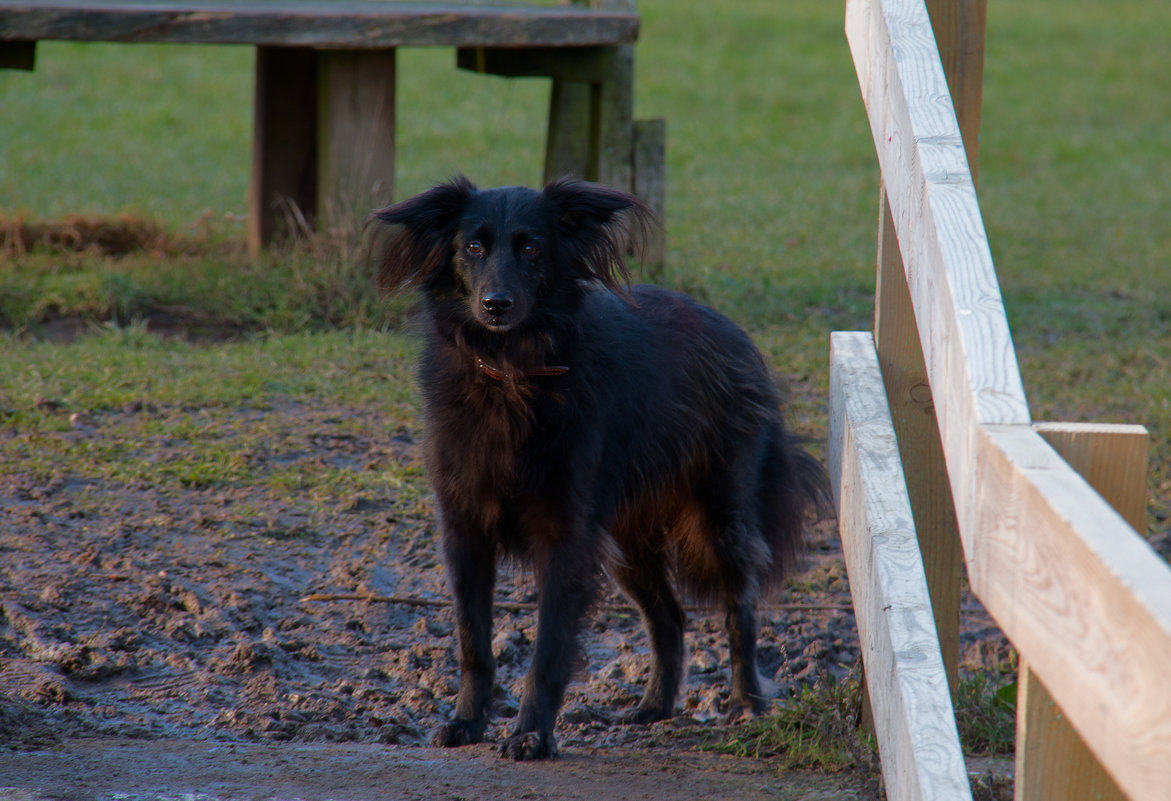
0, 0, 665, 259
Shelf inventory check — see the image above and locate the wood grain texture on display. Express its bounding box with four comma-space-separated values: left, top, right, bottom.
1016, 662, 1126, 801
1013, 423, 1147, 801
317, 49, 396, 224
846, 0, 1029, 505
1033, 422, 1149, 532
872, 1, 985, 706
0, 1, 640, 48
249, 46, 318, 255
975, 425, 1171, 801
874, 187, 961, 698
829, 331, 972, 801
923, 0, 985, 183
848, 2, 1171, 798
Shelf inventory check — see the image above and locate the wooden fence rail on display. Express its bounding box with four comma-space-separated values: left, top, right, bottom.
832, 0, 1171, 798
829, 331, 973, 801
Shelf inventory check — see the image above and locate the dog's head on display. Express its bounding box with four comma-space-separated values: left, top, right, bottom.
372, 176, 655, 333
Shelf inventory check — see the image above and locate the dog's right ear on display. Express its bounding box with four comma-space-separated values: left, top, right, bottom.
371, 176, 475, 293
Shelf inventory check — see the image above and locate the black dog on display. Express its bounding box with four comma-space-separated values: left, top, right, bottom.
372, 176, 828, 760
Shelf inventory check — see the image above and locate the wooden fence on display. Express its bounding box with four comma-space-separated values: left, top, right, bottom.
827, 0, 1171, 799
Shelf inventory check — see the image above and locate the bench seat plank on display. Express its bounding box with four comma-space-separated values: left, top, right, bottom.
0, 1, 640, 49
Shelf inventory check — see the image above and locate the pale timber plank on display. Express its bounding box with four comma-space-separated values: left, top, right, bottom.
975, 426, 1171, 801
846, 0, 1030, 532
871, 1, 985, 706
1033, 422, 1149, 533
1015, 665, 1125, 801
874, 187, 962, 698
923, 0, 985, 183
1014, 423, 1147, 801
846, 1, 1171, 797
828, 331, 972, 801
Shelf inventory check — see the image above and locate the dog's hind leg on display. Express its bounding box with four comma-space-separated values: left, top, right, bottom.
724, 596, 769, 718
702, 470, 773, 719
612, 545, 685, 724
432, 529, 497, 748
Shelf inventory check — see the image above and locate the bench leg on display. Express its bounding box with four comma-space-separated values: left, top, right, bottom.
318, 49, 396, 232
543, 44, 632, 191
250, 47, 395, 255
250, 46, 319, 256
543, 46, 665, 274
632, 118, 666, 275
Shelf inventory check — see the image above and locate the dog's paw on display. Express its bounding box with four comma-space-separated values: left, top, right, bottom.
431, 718, 486, 748
721, 695, 770, 724
499, 730, 559, 761
622, 706, 672, 726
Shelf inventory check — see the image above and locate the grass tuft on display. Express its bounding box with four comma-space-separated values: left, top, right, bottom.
710, 671, 876, 773
955, 672, 1018, 757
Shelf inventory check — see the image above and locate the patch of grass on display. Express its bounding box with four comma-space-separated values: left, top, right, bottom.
710, 666, 1019, 773
711, 672, 876, 773
0, 231, 405, 334
955, 672, 1018, 757
0, 325, 417, 413
0, 326, 422, 503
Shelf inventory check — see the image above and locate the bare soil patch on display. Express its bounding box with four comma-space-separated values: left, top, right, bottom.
0, 399, 1010, 798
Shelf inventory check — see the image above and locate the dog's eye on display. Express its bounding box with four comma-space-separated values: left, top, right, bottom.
465, 241, 484, 256
521, 243, 540, 259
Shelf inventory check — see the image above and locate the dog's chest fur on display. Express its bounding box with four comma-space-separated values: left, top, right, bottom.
421, 349, 573, 531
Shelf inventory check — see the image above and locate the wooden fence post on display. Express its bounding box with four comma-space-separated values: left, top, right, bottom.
874, 190, 963, 700
1014, 423, 1147, 801
872, 0, 985, 700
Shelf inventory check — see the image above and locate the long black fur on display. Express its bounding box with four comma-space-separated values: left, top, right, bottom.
372, 176, 829, 761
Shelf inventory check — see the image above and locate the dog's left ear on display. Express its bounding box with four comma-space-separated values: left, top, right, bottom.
542, 178, 657, 291
370, 175, 475, 293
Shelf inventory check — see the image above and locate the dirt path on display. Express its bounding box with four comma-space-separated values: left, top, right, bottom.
0, 399, 1011, 798
0, 737, 882, 800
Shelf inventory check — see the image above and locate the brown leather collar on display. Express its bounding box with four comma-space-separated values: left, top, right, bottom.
476, 358, 569, 381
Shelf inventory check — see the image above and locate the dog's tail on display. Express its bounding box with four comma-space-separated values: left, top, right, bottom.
760, 429, 833, 586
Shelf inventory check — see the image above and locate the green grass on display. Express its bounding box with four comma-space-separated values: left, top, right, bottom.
955, 672, 1018, 757
0, 326, 420, 495
710, 672, 876, 773
707, 667, 1018, 774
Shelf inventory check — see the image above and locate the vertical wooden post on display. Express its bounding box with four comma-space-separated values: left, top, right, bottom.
545, 78, 593, 181
873, 191, 962, 699
924, 0, 987, 184
0, 41, 36, 71
632, 118, 666, 276
591, 35, 634, 191
250, 46, 319, 257
1014, 423, 1147, 801
545, 0, 662, 273
544, 0, 634, 189
317, 49, 396, 233
872, 0, 985, 699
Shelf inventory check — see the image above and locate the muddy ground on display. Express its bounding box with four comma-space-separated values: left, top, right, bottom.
0, 399, 1013, 799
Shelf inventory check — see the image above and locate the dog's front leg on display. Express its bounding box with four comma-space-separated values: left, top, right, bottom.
432, 528, 497, 748
500, 547, 599, 760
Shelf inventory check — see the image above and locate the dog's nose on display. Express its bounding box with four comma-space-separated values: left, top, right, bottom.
481, 293, 514, 314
